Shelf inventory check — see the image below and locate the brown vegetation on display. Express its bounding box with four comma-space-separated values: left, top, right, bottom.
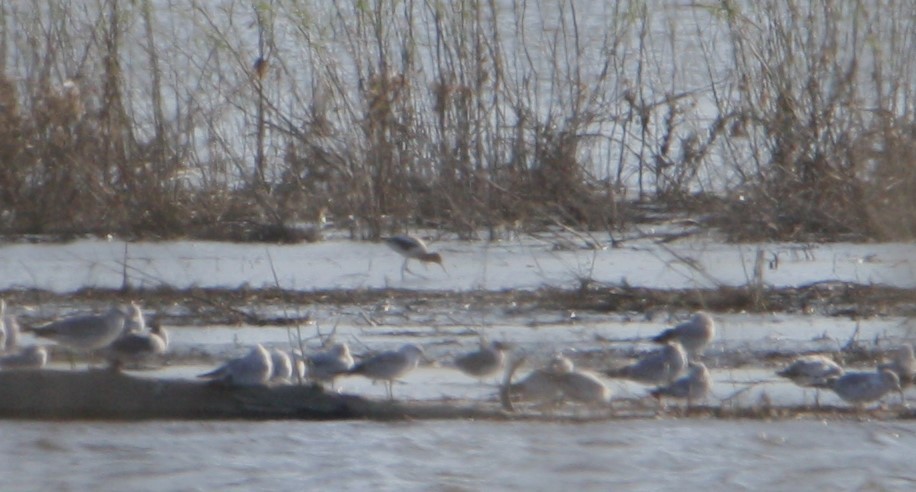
0, 1, 912, 242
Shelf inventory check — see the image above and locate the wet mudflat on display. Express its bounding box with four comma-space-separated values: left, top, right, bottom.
1, 232, 914, 489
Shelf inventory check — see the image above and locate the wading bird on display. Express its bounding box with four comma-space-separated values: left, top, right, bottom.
385, 235, 446, 279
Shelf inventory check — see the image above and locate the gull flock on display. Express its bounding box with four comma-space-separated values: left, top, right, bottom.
0, 236, 910, 414
1, 290, 910, 414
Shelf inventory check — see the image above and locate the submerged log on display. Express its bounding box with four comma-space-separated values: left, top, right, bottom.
0, 370, 511, 421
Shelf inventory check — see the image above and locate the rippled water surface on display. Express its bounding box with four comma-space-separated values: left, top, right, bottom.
2, 418, 915, 491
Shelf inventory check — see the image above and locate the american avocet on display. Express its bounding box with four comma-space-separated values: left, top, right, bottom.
605, 342, 688, 386
105, 319, 169, 370
650, 361, 711, 408
454, 341, 511, 383
304, 343, 355, 388
0, 345, 48, 370
270, 348, 293, 383
348, 343, 424, 400
198, 344, 273, 386
878, 343, 915, 386
29, 306, 130, 352
827, 368, 904, 409
777, 354, 844, 407
652, 312, 715, 358
384, 235, 446, 279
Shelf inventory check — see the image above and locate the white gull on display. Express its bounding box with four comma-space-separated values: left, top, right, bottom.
652, 312, 715, 358
348, 343, 424, 400
29, 306, 130, 352
0, 345, 48, 370
1, 299, 22, 352
454, 341, 510, 383
305, 343, 355, 388
777, 354, 844, 406
605, 342, 688, 386
270, 348, 294, 383
650, 361, 711, 407
105, 320, 169, 369
827, 368, 905, 409
508, 354, 576, 404
198, 344, 274, 386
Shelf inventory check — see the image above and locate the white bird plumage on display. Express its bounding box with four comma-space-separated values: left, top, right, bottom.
652, 312, 715, 358
305, 343, 355, 388
777, 354, 844, 407
454, 341, 510, 382
29, 306, 131, 351
198, 344, 273, 386
348, 343, 424, 399
605, 342, 688, 386
650, 361, 711, 406
1, 299, 22, 352
105, 320, 169, 369
827, 368, 904, 408
0, 345, 48, 370
270, 348, 294, 383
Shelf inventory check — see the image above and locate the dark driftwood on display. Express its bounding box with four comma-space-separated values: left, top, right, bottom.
0, 370, 512, 421
4, 370, 914, 422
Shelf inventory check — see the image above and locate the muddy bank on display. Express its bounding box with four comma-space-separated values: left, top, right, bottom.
1, 370, 914, 422
3, 282, 915, 327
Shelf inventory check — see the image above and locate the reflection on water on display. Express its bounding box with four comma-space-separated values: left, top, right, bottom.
2, 419, 915, 491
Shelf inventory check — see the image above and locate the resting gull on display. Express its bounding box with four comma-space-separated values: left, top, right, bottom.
605, 342, 688, 386
652, 312, 715, 358
776, 354, 844, 407
305, 343, 355, 388
651, 361, 711, 407
105, 319, 169, 370
198, 344, 273, 387
0, 345, 48, 370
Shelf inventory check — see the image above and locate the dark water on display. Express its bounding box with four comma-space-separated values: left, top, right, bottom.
2, 419, 915, 491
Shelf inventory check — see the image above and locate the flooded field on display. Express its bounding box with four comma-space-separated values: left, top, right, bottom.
3, 419, 916, 490
1, 232, 915, 489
